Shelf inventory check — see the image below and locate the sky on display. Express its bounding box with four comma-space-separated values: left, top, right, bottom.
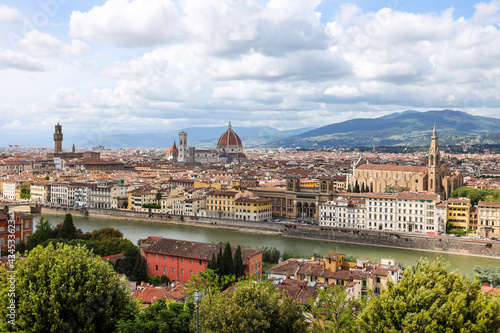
1, 0, 500, 147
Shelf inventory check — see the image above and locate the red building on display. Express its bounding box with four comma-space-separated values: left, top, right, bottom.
140, 237, 263, 283
0, 211, 33, 251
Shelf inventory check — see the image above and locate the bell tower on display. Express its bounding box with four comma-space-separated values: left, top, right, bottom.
428, 124, 441, 194
54, 122, 63, 154
178, 130, 187, 163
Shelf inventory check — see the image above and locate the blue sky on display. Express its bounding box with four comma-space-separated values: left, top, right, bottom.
1, 0, 499, 146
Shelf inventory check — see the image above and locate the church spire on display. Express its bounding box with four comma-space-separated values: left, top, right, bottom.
433, 123, 437, 137
228, 121, 232, 131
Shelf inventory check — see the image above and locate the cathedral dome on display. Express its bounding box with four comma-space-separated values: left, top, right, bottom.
217, 121, 242, 150
166, 141, 178, 154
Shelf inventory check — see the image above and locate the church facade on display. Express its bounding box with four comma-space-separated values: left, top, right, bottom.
348, 125, 463, 199
175, 122, 247, 164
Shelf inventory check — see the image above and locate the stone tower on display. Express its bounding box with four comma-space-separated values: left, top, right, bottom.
428, 124, 441, 194
178, 130, 187, 163
54, 122, 63, 154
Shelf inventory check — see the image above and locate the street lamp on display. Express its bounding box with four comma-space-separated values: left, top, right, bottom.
193, 290, 203, 333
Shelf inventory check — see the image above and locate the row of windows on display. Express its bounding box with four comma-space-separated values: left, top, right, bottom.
148, 253, 203, 265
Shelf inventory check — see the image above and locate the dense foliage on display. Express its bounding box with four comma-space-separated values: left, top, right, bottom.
116, 299, 193, 333
261, 246, 280, 264
474, 265, 500, 287
1, 243, 137, 332
357, 258, 500, 332
197, 280, 308, 333
206, 242, 246, 282
309, 285, 365, 333
115, 247, 149, 283
450, 187, 500, 205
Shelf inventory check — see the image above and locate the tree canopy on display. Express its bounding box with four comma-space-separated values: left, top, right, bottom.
116, 299, 193, 333
197, 280, 307, 333
474, 265, 500, 287
309, 285, 365, 333
58, 213, 78, 240
1, 243, 137, 332
357, 258, 500, 332
450, 187, 500, 205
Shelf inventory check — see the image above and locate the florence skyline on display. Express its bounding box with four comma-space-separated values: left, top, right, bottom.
1, 0, 500, 145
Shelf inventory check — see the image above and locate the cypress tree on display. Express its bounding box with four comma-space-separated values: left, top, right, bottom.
132, 251, 148, 283
370, 182, 374, 193
58, 213, 77, 240
223, 242, 234, 276
234, 246, 245, 279
208, 253, 217, 272
360, 183, 365, 193
217, 246, 224, 275
354, 180, 360, 193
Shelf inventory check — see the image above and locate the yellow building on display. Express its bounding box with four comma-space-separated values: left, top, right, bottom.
477, 201, 500, 238
206, 190, 239, 219
234, 197, 272, 221
447, 198, 471, 232
300, 179, 318, 188
128, 188, 158, 211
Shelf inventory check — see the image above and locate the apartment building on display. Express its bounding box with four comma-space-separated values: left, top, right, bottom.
30, 181, 51, 203
234, 197, 272, 221
477, 201, 500, 238
319, 197, 364, 229
447, 198, 471, 232
205, 190, 238, 219
50, 183, 69, 205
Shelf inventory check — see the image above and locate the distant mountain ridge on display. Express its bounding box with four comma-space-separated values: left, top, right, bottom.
81, 126, 316, 148
269, 110, 500, 148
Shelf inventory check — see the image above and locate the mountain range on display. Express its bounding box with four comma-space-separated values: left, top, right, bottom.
80, 110, 500, 149
268, 110, 500, 148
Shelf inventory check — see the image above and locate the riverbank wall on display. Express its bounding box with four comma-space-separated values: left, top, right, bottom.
282, 224, 500, 258
40, 206, 500, 259
39, 206, 284, 233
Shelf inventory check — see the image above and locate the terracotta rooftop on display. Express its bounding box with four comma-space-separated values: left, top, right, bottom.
140, 237, 261, 264
357, 164, 428, 173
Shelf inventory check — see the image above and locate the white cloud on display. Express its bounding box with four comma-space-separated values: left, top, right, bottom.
69, 0, 180, 47
4, 0, 500, 141
0, 5, 23, 23
0, 50, 45, 71
471, 0, 500, 25
18, 31, 89, 59
324, 85, 360, 97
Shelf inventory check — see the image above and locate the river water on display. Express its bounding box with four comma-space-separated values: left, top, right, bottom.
34, 213, 500, 275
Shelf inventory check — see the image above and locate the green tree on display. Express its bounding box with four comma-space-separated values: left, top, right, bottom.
222, 242, 235, 276
184, 269, 235, 309
369, 182, 374, 193
0, 243, 137, 332
282, 249, 302, 261
149, 275, 161, 286
261, 246, 281, 264
354, 180, 360, 193
116, 299, 193, 333
474, 265, 500, 286
132, 250, 149, 283
58, 213, 77, 240
197, 280, 307, 333
26, 216, 55, 250
160, 275, 170, 285
207, 252, 217, 271
115, 247, 142, 279
90, 227, 124, 241
357, 258, 500, 332
217, 246, 223, 274
122, 200, 128, 209
155, 191, 162, 203
44, 176, 50, 180
309, 285, 364, 333
360, 183, 366, 193
234, 245, 245, 279
93, 237, 135, 256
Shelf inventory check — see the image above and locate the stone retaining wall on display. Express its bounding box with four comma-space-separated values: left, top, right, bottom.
282, 224, 500, 258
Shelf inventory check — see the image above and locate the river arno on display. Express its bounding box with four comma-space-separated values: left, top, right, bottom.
34, 213, 500, 276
